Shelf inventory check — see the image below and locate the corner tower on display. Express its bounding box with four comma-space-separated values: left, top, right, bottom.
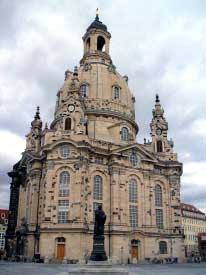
149, 94, 176, 160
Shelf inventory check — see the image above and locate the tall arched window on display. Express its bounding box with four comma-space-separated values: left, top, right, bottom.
159, 241, 167, 254
80, 84, 88, 97
155, 184, 162, 207
121, 127, 129, 141
157, 140, 163, 152
97, 36, 105, 51
65, 117, 71, 130
93, 175, 103, 200
86, 37, 90, 52
129, 179, 138, 202
113, 86, 120, 99
59, 171, 70, 197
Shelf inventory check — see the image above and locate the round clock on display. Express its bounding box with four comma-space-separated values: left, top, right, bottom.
68, 104, 75, 113
156, 128, 162, 135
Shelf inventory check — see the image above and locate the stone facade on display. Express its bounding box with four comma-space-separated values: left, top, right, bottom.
7, 15, 185, 263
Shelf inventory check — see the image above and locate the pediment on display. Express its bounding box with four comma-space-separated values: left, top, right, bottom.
111, 143, 157, 163
19, 151, 38, 167
45, 139, 79, 151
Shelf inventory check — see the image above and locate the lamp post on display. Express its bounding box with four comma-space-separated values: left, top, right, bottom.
121, 246, 124, 264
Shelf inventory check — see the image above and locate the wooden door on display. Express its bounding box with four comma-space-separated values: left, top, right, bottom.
57, 244, 65, 260
131, 246, 138, 259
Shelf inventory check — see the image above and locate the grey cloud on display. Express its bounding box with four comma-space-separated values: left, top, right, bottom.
181, 183, 206, 211
0, 159, 14, 209
0, 0, 21, 47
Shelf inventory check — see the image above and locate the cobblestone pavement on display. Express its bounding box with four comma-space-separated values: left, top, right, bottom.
0, 262, 206, 275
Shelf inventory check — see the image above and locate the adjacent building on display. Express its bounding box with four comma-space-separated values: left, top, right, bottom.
6, 14, 185, 263
0, 209, 9, 254
198, 233, 206, 261
181, 203, 206, 257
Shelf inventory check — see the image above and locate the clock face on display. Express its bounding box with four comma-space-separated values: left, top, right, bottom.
156, 128, 162, 135
68, 104, 75, 113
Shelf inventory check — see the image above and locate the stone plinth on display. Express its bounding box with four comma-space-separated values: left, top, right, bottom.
90, 236, 107, 261
68, 261, 129, 275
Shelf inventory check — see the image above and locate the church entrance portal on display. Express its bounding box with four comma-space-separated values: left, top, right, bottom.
131, 239, 139, 261
56, 237, 65, 260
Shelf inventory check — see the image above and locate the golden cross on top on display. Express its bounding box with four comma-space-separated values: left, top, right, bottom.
96, 8, 99, 17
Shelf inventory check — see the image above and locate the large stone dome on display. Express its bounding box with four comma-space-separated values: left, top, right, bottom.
52, 15, 138, 144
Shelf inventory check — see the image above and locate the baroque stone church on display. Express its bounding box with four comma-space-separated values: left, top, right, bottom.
6, 14, 185, 263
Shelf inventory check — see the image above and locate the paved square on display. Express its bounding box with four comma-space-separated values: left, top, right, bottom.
0, 262, 206, 275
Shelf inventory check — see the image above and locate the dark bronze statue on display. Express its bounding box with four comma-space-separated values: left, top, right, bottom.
90, 205, 107, 261
94, 205, 106, 237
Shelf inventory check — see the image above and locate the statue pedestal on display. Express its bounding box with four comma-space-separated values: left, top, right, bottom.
68, 261, 129, 275
90, 236, 107, 261
68, 206, 130, 274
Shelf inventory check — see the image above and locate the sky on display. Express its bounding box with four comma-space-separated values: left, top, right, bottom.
0, 0, 206, 212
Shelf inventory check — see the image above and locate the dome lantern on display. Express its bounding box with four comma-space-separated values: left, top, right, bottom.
82, 12, 111, 63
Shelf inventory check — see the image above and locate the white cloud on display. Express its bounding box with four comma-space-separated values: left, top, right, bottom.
182, 161, 206, 183
181, 161, 206, 212
191, 119, 206, 137
0, 130, 25, 161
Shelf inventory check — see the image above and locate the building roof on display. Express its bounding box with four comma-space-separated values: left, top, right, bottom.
0, 209, 9, 225
180, 203, 205, 215
87, 15, 108, 32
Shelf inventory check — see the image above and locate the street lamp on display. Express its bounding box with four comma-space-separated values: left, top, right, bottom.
121, 246, 124, 264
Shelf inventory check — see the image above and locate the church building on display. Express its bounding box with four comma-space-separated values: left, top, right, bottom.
6, 14, 185, 263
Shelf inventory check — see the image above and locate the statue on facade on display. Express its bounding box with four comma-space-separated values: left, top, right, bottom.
94, 205, 106, 237
90, 205, 107, 261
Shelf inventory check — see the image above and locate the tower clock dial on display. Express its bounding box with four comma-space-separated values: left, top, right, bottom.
68, 104, 75, 113
156, 128, 162, 135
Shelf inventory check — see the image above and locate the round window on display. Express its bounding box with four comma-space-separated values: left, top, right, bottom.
60, 145, 70, 158
130, 153, 138, 167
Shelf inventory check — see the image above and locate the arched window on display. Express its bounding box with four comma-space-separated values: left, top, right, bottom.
93, 175, 103, 200
80, 84, 88, 97
157, 140, 163, 152
59, 171, 69, 197
131, 239, 139, 245
130, 153, 138, 167
86, 37, 90, 52
155, 184, 162, 207
65, 117, 71, 130
85, 122, 88, 135
113, 86, 120, 99
97, 36, 105, 51
159, 241, 167, 254
121, 127, 129, 141
57, 237, 65, 243
129, 179, 138, 202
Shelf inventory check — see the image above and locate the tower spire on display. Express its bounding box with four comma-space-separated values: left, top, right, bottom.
31, 106, 42, 129
96, 8, 99, 21
155, 93, 160, 103
34, 106, 40, 120
153, 94, 164, 118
